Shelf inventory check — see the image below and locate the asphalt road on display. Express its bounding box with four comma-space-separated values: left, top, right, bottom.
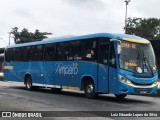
0, 81, 160, 120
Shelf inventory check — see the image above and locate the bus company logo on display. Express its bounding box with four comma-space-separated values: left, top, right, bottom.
55, 63, 78, 75
2, 112, 11, 117
2, 112, 42, 118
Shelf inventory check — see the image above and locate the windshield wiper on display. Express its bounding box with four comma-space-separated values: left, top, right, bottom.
133, 48, 141, 76
142, 51, 154, 77
143, 57, 154, 77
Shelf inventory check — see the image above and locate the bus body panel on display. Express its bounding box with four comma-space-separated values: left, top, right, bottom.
97, 64, 109, 93
108, 67, 118, 94
43, 61, 56, 86
27, 62, 44, 84
76, 61, 97, 90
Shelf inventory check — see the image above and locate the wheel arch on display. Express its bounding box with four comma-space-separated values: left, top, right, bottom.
24, 72, 32, 85
81, 75, 95, 91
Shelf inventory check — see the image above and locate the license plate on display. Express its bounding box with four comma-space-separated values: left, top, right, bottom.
140, 91, 147, 94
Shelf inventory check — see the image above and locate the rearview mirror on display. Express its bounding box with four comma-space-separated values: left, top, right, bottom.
110, 39, 121, 54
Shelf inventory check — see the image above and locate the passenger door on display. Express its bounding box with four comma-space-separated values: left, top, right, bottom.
98, 38, 110, 93
98, 38, 118, 93
108, 43, 118, 93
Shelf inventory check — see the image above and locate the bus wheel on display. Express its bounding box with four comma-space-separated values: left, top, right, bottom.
25, 76, 33, 90
85, 82, 97, 99
115, 94, 127, 99
51, 88, 62, 93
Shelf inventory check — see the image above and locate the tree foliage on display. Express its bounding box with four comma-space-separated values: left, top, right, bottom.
11, 27, 52, 44
126, 17, 160, 40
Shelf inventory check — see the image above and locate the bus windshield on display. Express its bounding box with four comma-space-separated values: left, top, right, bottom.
119, 40, 157, 74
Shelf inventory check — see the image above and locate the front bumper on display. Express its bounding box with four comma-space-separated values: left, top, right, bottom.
117, 81, 158, 94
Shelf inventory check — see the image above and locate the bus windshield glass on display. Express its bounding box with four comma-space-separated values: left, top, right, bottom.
119, 40, 157, 74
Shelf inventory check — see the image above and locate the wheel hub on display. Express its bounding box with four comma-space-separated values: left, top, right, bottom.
87, 85, 93, 93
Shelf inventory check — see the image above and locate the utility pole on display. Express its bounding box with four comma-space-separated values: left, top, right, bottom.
124, 0, 131, 34
8, 32, 11, 45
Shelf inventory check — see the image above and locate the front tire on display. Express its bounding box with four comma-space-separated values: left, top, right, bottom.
84, 82, 97, 98
25, 76, 33, 90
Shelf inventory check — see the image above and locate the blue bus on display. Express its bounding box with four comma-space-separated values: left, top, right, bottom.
3, 33, 158, 99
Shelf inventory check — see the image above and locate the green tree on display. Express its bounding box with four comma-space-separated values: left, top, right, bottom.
19, 28, 31, 43
11, 27, 20, 44
33, 29, 52, 41
11, 27, 52, 44
126, 17, 160, 40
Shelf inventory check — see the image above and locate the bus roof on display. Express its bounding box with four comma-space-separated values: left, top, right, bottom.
6, 33, 148, 48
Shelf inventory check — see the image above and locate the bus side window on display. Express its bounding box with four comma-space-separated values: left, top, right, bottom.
84, 40, 97, 61
10, 48, 14, 62
56, 43, 64, 61
5, 49, 10, 62
33, 45, 43, 61
63, 42, 74, 61
98, 38, 110, 65
99, 45, 109, 65
13, 48, 20, 61
109, 44, 116, 68
27, 46, 34, 61
44, 44, 55, 61
22, 47, 28, 62
74, 41, 83, 60
74, 39, 97, 61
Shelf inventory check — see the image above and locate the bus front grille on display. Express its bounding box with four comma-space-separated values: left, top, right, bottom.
131, 81, 153, 86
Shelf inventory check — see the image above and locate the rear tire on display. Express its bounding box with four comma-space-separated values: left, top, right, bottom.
84, 81, 97, 99
115, 94, 127, 99
25, 76, 33, 90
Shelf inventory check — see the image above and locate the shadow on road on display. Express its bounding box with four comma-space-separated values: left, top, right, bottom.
9, 86, 154, 105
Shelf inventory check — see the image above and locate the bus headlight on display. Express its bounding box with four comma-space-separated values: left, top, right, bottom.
118, 74, 131, 85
